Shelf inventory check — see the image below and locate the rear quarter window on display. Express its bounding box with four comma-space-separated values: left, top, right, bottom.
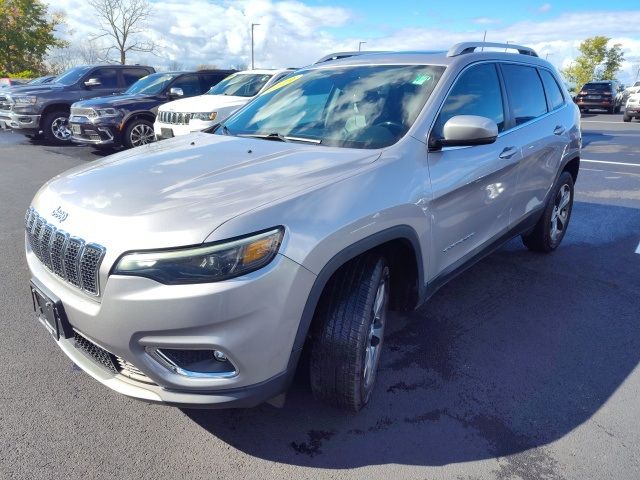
539, 69, 565, 111
501, 64, 548, 126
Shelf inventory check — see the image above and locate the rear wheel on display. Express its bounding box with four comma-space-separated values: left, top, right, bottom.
123, 119, 155, 149
522, 171, 574, 252
623, 113, 632, 122
42, 110, 72, 145
310, 254, 390, 412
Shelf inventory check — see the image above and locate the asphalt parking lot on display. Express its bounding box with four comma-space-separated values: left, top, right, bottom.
0, 113, 639, 480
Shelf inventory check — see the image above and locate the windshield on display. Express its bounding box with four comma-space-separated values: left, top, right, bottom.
220, 64, 445, 149
208, 73, 274, 97
55, 66, 93, 86
126, 73, 179, 95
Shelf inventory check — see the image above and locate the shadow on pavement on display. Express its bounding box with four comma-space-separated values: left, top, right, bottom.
183, 201, 640, 468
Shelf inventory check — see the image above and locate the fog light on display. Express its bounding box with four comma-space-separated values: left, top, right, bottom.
146, 347, 238, 378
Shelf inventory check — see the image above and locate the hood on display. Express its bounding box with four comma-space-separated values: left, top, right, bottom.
160, 94, 250, 113
74, 93, 155, 109
32, 133, 380, 253
1, 83, 65, 96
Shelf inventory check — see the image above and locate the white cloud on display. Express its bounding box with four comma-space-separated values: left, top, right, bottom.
473, 17, 501, 25
46, 2, 640, 83
538, 3, 552, 13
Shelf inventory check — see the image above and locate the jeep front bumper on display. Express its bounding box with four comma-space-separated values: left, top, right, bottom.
27, 245, 316, 407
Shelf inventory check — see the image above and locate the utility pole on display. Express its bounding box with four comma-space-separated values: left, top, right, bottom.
358, 41, 367, 52
251, 23, 260, 70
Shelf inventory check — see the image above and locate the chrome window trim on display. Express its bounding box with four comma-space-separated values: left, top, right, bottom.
427, 59, 568, 144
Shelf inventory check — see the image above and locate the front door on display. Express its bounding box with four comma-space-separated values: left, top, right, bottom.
427, 62, 521, 278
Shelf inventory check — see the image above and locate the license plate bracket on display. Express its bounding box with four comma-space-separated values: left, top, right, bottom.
30, 283, 72, 340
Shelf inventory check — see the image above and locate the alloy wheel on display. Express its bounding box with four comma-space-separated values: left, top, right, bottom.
51, 116, 71, 141
130, 124, 155, 147
550, 184, 571, 243
363, 268, 389, 392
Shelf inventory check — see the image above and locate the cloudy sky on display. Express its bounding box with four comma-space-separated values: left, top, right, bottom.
47, 0, 640, 83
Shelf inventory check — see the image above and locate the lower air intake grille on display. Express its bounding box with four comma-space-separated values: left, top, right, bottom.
73, 330, 154, 384
73, 331, 118, 374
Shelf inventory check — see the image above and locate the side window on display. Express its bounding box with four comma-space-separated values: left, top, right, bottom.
170, 75, 201, 96
123, 68, 149, 86
501, 64, 548, 125
433, 63, 505, 138
91, 68, 119, 88
539, 70, 565, 111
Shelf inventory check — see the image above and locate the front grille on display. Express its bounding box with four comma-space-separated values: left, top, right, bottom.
0, 95, 11, 112
25, 207, 105, 296
73, 330, 154, 384
70, 107, 96, 118
158, 110, 192, 125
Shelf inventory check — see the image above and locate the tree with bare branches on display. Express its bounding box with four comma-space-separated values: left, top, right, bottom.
88, 0, 156, 64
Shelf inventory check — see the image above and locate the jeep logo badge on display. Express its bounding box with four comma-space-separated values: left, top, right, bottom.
52, 206, 68, 222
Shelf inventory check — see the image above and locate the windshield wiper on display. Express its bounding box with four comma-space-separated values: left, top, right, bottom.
238, 133, 321, 144
238, 132, 289, 142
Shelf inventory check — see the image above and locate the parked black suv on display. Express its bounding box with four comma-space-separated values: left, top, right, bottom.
574, 80, 622, 113
0, 64, 155, 144
69, 70, 236, 149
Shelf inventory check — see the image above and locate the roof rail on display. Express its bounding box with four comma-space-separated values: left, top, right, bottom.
447, 42, 538, 57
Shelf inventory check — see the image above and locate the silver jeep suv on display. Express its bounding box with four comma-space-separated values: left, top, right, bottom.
26, 42, 580, 412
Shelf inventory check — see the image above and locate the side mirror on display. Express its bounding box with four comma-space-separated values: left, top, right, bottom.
84, 78, 101, 88
429, 115, 498, 150
169, 87, 184, 98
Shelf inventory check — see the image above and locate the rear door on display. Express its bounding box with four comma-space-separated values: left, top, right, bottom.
122, 68, 150, 89
427, 62, 522, 276
500, 64, 569, 223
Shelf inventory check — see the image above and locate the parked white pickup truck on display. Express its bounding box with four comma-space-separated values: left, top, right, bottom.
154, 69, 293, 139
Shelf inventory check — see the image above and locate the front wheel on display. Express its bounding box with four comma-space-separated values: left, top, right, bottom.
42, 111, 72, 145
310, 254, 390, 412
522, 171, 574, 252
623, 113, 632, 122
123, 119, 156, 149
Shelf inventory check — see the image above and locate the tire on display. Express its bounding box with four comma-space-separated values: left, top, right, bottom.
607, 106, 615, 114
42, 110, 72, 145
522, 171, 574, 253
310, 254, 390, 412
623, 114, 631, 122
123, 119, 155, 149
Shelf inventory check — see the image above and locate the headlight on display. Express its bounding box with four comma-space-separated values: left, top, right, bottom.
113, 227, 284, 284
95, 108, 119, 117
190, 111, 217, 122
12, 95, 37, 105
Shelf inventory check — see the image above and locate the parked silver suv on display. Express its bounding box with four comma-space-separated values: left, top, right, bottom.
26, 42, 580, 412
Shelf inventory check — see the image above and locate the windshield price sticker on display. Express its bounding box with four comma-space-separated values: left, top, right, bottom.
261, 74, 303, 95
412, 74, 432, 85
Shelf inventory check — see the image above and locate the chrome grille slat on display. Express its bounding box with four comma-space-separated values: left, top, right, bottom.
158, 110, 191, 125
25, 208, 105, 296
63, 238, 84, 287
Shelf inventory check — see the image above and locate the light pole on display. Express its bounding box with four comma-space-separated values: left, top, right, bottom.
251, 23, 260, 70
358, 41, 366, 52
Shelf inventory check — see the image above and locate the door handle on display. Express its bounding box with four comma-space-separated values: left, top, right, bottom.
499, 147, 518, 159
553, 125, 566, 135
